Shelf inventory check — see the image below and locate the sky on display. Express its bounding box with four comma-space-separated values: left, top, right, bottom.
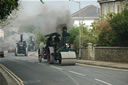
20, 0, 99, 16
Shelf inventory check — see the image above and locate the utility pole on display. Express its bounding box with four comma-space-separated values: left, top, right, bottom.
69, 0, 81, 59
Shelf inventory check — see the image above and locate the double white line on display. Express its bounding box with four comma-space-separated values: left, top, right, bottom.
0, 64, 24, 85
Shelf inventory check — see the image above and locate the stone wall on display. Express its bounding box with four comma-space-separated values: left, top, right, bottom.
95, 47, 128, 63
81, 46, 128, 63
81, 48, 88, 59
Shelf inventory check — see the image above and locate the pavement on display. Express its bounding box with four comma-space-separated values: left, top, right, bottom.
77, 60, 128, 70
29, 51, 128, 70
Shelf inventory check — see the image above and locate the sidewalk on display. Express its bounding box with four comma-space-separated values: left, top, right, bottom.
28, 52, 128, 70
77, 60, 128, 70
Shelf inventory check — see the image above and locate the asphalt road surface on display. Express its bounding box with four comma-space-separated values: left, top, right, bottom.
0, 53, 128, 85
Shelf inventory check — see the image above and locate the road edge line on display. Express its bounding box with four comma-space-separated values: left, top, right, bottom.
0, 64, 24, 85
76, 63, 128, 72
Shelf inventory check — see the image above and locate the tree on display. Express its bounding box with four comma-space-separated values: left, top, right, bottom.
68, 26, 79, 44
19, 24, 35, 33
93, 9, 128, 46
109, 9, 128, 46
93, 17, 113, 46
0, 0, 19, 20
33, 29, 45, 48
68, 25, 96, 48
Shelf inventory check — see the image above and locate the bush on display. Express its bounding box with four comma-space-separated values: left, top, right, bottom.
33, 29, 45, 48
94, 9, 128, 46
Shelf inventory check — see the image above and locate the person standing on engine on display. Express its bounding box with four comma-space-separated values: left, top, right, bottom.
38, 40, 45, 63
38, 40, 44, 56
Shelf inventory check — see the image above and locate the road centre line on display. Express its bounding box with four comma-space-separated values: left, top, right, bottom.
50, 66, 63, 70
69, 71, 86, 77
95, 78, 112, 85
24, 80, 41, 84
76, 63, 128, 72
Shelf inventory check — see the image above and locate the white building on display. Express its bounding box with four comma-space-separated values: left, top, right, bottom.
72, 5, 100, 28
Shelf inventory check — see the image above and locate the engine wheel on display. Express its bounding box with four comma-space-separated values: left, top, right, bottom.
38, 55, 42, 63
58, 53, 62, 64
49, 53, 55, 64
25, 53, 27, 56
15, 48, 18, 56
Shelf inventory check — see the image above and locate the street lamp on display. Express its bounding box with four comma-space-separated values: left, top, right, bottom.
69, 0, 81, 58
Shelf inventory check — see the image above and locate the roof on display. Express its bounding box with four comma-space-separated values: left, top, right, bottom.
72, 5, 100, 18
98, 0, 124, 3
45, 33, 60, 37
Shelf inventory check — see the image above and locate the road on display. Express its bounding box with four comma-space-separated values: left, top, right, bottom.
0, 53, 128, 85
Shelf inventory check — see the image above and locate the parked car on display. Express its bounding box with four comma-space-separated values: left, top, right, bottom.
0, 48, 4, 58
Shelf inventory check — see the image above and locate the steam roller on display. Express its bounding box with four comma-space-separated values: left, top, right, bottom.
38, 26, 77, 65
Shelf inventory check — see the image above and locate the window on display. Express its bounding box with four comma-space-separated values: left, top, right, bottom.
104, 3, 108, 15
117, 4, 120, 13
125, 3, 128, 9
112, 3, 115, 12
116, 2, 120, 13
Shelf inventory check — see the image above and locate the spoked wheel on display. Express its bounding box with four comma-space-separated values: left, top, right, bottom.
58, 53, 62, 64
15, 48, 18, 56
15, 52, 17, 56
38, 55, 42, 63
25, 52, 28, 56
59, 59, 61, 64
49, 53, 55, 64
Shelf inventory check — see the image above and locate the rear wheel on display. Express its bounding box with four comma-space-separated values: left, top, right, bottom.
15, 48, 18, 56
59, 59, 61, 64
58, 53, 62, 64
38, 55, 42, 63
49, 53, 55, 64
25, 53, 27, 56
15, 52, 17, 56
25, 48, 28, 56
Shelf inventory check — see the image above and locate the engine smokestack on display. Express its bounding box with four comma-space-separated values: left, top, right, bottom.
20, 34, 23, 42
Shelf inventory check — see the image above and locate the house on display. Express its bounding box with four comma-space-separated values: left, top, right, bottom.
72, 5, 100, 28
98, 0, 128, 16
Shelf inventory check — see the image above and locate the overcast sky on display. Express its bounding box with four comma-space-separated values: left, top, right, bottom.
20, 0, 99, 16
22, 0, 97, 1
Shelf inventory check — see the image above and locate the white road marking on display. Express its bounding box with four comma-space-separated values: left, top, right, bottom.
95, 78, 112, 85
69, 71, 86, 77
50, 66, 63, 70
24, 80, 41, 84
61, 71, 80, 85
77, 63, 128, 72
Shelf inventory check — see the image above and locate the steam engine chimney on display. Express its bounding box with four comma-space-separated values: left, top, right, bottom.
20, 34, 23, 42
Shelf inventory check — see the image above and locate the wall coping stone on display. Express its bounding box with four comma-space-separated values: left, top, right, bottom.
95, 47, 128, 49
